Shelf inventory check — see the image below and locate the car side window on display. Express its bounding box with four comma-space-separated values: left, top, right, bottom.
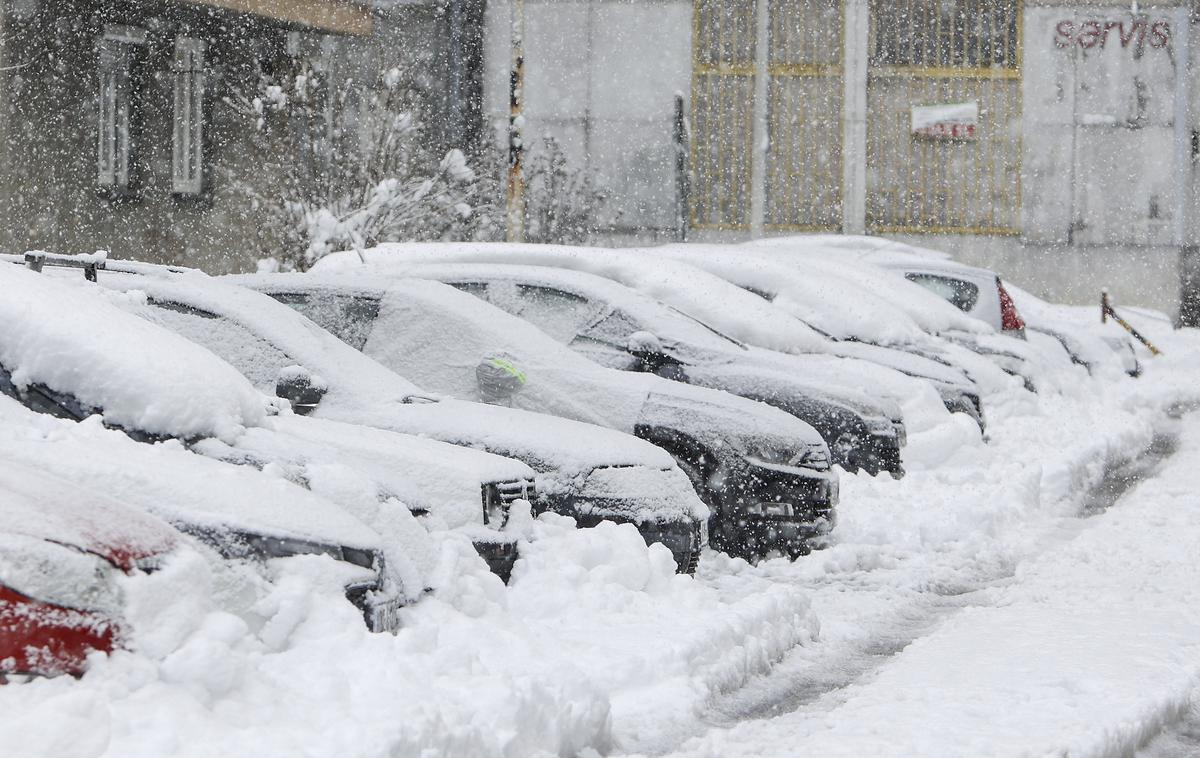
268, 292, 382, 351
904, 273, 980, 313
141, 301, 295, 390
444, 281, 489, 300
511, 285, 597, 343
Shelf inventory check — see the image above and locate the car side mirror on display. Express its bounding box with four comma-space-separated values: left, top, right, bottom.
476, 353, 525, 406
276, 365, 327, 416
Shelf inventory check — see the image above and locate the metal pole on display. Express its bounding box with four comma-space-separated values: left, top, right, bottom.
505, 0, 527, 243
673, 93, 689, 241
1173, 7, 1198, 325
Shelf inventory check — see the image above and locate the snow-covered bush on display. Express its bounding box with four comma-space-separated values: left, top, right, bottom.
223, 59, 496, 271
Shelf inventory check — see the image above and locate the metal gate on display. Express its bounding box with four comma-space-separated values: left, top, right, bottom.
690, 0, 758, 230
765, 0, 844, 231
690, 0, 844, 231
865, 0, 1022, 234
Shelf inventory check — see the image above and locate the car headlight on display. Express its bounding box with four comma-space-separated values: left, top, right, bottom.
864, 415, 897, 437
742, 440, 829, 468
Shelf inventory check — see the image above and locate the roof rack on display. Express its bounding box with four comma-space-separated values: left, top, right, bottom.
3, 250, 196, 280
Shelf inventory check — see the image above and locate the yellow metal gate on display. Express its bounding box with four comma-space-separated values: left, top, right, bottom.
690, 0, 758, 230
691, 0, 844, 231
764, 0, 844, 231
865, 0, 1022, 234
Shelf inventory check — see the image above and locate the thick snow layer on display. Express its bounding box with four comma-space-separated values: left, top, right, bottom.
311, 242, 833, 355
103, 269, 680, 479
0, 512, 816, 757
0, 266, 265, 441
0, 459, 178, 569
352, 277, 827, 460
0, 396, 384, 554
652, 245, 944, 345
7, 248, 1200, 758
349, 261, 903, 427
735, 238, 990, 336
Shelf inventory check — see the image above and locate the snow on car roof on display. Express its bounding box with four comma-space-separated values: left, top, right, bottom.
733, 238, 990, 337
0, 265, 267, 442
0, 458, 178, 570
90, 269, 428, 406
310, 242, 832, 355
0, 395, 385, 551
647, 245, 933, 345
359, 261, 752, 352
240, 272, 825, 464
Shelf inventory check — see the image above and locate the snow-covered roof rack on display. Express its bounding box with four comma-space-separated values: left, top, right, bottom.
2, 251, 197, 280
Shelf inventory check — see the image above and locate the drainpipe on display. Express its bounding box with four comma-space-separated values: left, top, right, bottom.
1174, 7, 1198, 326
505, 0, 526, 243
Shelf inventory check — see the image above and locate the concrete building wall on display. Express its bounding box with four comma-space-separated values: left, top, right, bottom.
484, 0, 1200, 313
483, 0, 692, 240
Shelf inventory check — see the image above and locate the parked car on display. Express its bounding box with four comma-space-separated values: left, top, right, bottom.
25, 258, 710, 572
851, 246, 1142, 378
329, 262, 907, 476
311, 242, 985, 433
1, 459, 181, 679
0, 261, 528, 594
236, 273, 839, 561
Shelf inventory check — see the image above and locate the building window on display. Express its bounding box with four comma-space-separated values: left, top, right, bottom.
97, 37, 134, 192
97, 25, 146, 195
172, 37, 206, 196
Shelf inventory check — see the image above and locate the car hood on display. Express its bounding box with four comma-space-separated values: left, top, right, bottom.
0, 396, 384, 553
0, 459, 179, 571
323, 397, 679, 478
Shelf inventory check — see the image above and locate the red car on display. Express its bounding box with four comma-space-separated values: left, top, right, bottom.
0, 462, 179, 680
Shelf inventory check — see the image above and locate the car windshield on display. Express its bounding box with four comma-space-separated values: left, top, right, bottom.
140, 300, 299, 392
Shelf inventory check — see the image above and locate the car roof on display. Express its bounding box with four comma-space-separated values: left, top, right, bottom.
0, 264, 268, 442
310, 242, 832, 355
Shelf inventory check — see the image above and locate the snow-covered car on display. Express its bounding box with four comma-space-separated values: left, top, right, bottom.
0, 461, 181, 679
735, 237, 1051, 390
0, 262, 528, 597
34, 258, 710, 572
235, 273, 839, 561
864, 252, 1141, 378
311, 242, 983, 435
334, 261, 907, 476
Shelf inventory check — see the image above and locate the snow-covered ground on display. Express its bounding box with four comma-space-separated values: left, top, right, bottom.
5, 313, 1200, 757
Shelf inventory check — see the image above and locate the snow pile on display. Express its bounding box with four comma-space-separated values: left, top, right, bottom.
0, 512, 816, 757
0, 265, 266, 442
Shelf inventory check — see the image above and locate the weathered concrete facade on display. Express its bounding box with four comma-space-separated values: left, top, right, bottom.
484, 0, 1200, 312
0, 0, 384, 271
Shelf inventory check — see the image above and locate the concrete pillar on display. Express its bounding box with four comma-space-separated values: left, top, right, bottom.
842, 0, 868, 235
749, 0, 770, 237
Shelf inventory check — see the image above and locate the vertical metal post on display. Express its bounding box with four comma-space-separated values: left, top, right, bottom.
842, 0, 868, 235
673, 93, 689, 241
749, 0, 770, 238
1173, 7, 1199, 326
505, 0, 527, 243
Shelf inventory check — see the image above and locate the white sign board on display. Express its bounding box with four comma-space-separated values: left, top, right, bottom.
911, 102, 979, 139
